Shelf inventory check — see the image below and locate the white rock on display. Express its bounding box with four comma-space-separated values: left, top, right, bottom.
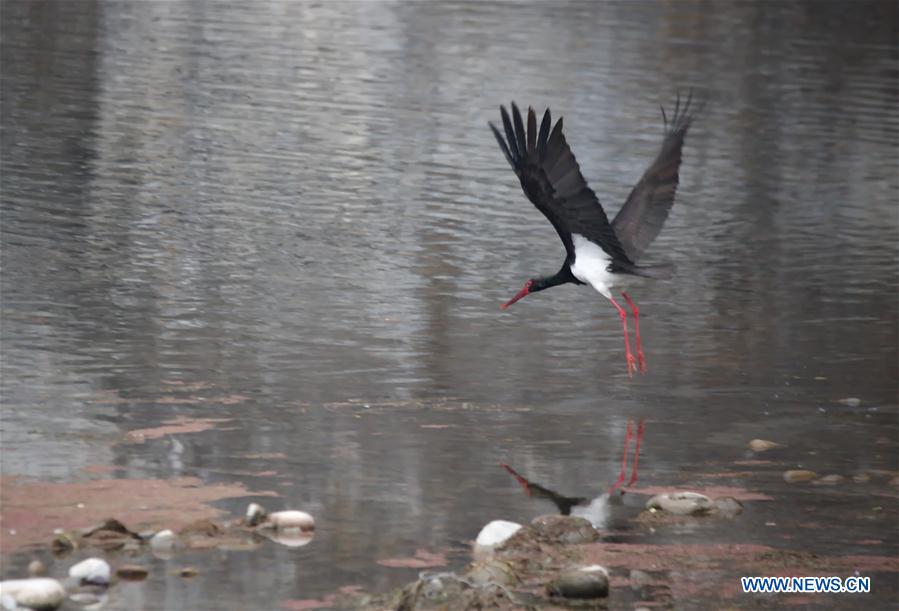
0, 579, 66, 610
149, 529, 176, 551
263, 510, 315, 532
646, 492, 714, 516
474, 520, 522, 548
245, 502, 266, 526
68, 558, 110, 586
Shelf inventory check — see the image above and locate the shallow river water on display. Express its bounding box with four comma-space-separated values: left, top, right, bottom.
2, 1, 897, 609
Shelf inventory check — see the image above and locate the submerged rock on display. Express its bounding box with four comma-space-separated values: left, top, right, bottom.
783, 470, 817, 483
714, 496, 744, 517
0, 579, 66, 611
474, 520, 521, 550
646, 492, 714, 516
67, 590, 108, 608
179, 519, 222, 538
149, 529, 176, 556
115, 564, 149, 581
150, 529, 176, 546
813, 474, 845, 486
68, 558, 111, 586
546, 565, 609, 599
629, 568, 652, 590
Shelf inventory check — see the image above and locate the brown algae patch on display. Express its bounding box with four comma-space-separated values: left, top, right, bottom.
124, 416, 232, 443
377, 549, 448, 569
0, 475, 275, 552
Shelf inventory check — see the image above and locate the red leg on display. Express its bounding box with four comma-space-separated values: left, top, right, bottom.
608, 296, 637, 377
607, 420, 633, 494
626, 418, 645, 487
621, 292, 645, 373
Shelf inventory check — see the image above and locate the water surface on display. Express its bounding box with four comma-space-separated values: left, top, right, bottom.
2, 1, 897, 609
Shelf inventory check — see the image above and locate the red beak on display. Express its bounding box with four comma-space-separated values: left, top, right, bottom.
501, 284, 530, 309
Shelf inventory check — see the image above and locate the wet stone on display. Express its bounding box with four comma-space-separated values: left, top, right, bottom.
68, 558, 111, 586
530, 515, 599, 544
27, 560, 46, 577
852, 473, 871, 484
245, 502, 266, 527
546, 565, 610, 599
0, 578, 66, 611
177, 567, 199, 578
50, 533, 77, 557
474, 520, 522, 550
646, 492, 714, 516
783, 470, 818, 483
262, 510, 315, 532
149, 529, 176, 559
748, 439, 781, 452
82, 519, 134, 538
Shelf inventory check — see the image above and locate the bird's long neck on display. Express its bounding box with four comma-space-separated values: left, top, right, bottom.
535, 265, 580, 292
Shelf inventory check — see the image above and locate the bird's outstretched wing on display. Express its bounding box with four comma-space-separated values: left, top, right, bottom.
612, 91, 697, 262
490, 103, 632, 264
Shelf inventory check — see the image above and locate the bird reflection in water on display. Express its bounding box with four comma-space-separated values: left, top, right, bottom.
501, 418, 645, 527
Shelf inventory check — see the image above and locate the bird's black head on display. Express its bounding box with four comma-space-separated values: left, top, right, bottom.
500, 276, 554, 309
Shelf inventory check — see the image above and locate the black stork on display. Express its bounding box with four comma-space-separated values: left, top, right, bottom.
489, 93, 696, 376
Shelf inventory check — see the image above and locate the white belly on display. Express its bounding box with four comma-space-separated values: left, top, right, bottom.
570, 234, 616, 299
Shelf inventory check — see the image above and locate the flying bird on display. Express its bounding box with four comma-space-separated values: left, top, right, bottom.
489, 93, 696, 376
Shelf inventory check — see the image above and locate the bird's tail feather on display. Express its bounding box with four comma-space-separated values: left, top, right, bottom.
613, 261, 676, 280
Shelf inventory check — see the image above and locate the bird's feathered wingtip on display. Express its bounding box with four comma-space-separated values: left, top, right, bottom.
491, 102, 560, 167
661, 88, 705, 135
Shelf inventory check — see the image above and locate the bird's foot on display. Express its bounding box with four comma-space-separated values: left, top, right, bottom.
637, 350, 646, 374
625, 352, 638, 378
